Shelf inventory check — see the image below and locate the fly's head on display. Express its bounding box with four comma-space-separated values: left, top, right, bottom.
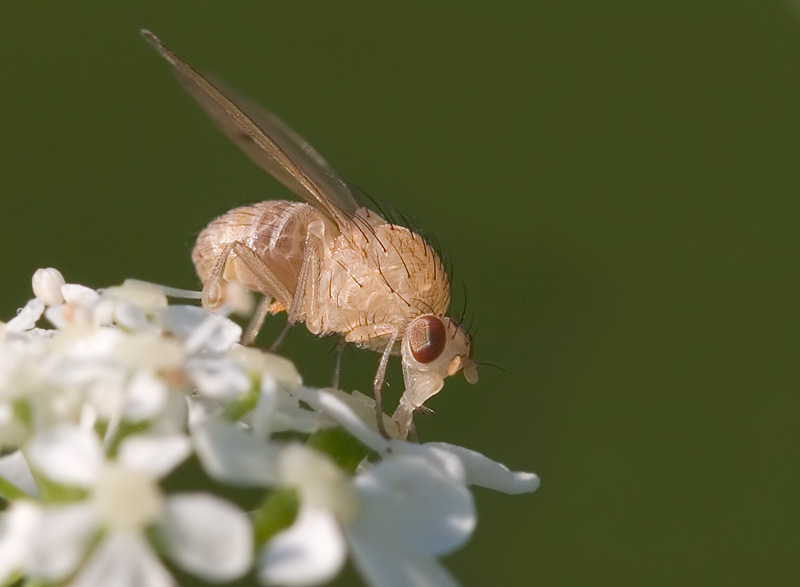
399, 315, 477, 410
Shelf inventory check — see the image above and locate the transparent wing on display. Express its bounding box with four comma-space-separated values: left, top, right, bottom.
142, 30, 360, 229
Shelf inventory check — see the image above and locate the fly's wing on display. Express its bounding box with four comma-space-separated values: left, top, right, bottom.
141, 30, 360, 229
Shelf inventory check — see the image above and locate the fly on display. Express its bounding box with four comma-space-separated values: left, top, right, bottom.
142, 31, 477, 439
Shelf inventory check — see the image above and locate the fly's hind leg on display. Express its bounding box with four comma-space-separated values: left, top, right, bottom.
202, 241, 293, 346
200, 242, 237, 311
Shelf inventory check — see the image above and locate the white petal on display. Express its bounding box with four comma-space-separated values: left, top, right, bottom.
294, 387, 391, 452
6, 299, 45, 332
259, 506, 346, 586
71, 530, 174, 587
149, 390, 190, 435
43, 303, 80, 329
55, 327, 124, 361
102, 282, 168, 313
277, 445, 358, 522
424, 442, 541, 494
26, 425, 103, 486
116, 332, 183, 372
347, 533, 460, 587
352, 454, 475, 556
91, 297, 116, 326
161, 493, 252, 581
112, 301, 149, 331
392, 441, 467, 482
0, 450, 38, 498
185, 356, 250, 401
251, 374, 277, 442
61, 283, 101, 306
92, 465, 164, 529
0, 500, 42, 583
117, 433, 191, 479
32, 268, 66, 306
193, 418, 277, 486
85, 373, 126, 424
228, 345, 301, 387
186, 394, 225, 427
261, 382, 327, 436
157, 305, 241, 352
28, 504, 97, 580
124, 370, 168, 421
330, 389, 400, 436
184, 310, 242, 352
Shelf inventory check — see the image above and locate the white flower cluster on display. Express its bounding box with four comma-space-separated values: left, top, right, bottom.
0, 268, 539, 587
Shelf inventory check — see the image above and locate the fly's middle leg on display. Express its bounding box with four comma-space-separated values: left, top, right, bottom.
331, 339, 346, 388
242, 295, 272, 346
288, 220, 326, 330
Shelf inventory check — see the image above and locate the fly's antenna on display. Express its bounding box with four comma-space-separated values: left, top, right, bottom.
476, 362, 512, 375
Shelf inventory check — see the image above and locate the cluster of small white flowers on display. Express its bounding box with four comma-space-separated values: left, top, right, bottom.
0, 268, 539, 587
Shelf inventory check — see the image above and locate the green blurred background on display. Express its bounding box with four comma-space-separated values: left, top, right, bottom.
2, 2, 799, 585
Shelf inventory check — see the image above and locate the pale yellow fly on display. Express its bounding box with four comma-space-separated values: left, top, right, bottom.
142, 31, 477, 439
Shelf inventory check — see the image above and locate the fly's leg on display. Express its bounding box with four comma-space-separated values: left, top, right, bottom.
373, 329, 399, 439
331, 339, 346, 388
344, 324, 403, 437
200, 242, 237, 311
406, 422, 418, 443
242, 295, 272, 346
203, 241, 293, 345
228, 242, 292, 308
267, 321, 293, 352
288, 220, 326, 330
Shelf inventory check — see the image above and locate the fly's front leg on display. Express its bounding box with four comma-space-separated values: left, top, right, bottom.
345, 324, 402, 437
373, 329, 399, 439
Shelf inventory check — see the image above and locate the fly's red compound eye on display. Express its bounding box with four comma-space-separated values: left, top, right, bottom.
409, 316, 446, 364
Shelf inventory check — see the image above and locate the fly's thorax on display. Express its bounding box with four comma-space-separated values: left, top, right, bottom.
371, 222, 450, 314
192, 200, 322, 307
398, 315, 477, 411
319, 217, 451, 338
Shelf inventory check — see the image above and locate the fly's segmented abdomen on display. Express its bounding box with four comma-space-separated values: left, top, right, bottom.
192, 200, 317, 303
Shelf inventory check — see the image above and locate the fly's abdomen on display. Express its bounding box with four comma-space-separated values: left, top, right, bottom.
192, 200, 316, 303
